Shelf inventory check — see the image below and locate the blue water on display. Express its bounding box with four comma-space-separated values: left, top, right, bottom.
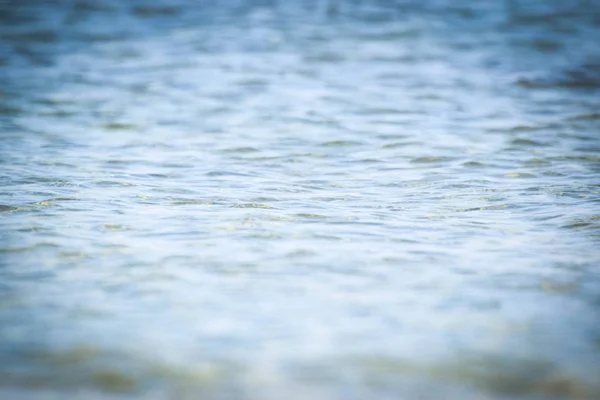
1, 1, 600, 399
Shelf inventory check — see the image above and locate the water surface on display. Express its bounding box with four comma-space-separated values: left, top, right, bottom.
1, 1, 600, 399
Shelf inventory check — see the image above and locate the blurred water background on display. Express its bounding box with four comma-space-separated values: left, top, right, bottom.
1, 0, 600, 399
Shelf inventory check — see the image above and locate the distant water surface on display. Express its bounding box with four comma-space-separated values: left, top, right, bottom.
1, 1, 600, 399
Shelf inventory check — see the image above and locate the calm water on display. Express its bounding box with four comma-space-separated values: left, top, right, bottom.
1, 1, 600, 399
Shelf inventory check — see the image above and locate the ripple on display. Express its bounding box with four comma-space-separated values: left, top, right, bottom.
508, 138, 547, 147
231, 203, 275, 209
169, 199, 214, 206
319, 140, 364, 147
0, 205, 21, 213
100, 123, 139, 131
99, 224, 129, 232
411, 156, 455, 164
220, 147, 260, 153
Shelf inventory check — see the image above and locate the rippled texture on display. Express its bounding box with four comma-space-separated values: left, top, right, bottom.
1, 1, 600, 399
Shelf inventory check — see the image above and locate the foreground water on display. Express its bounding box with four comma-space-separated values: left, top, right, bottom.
1, 1, 599, 399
